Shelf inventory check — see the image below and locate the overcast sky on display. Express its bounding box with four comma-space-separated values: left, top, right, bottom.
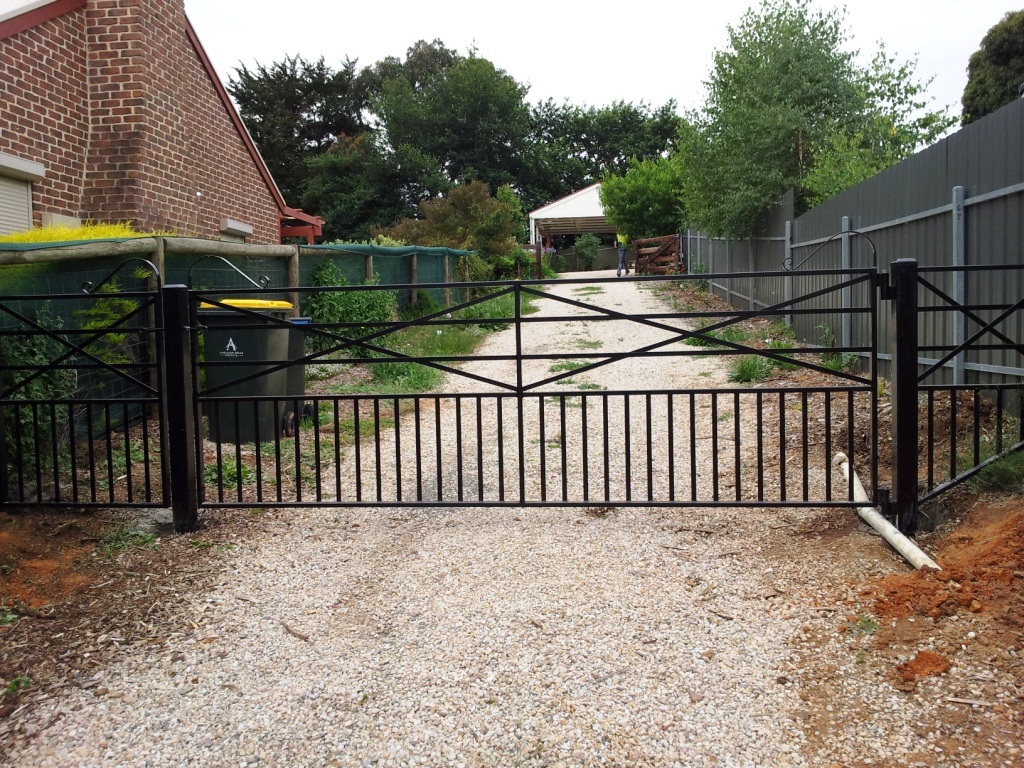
180, 0, 1015, 121
0, 0, 1013, 120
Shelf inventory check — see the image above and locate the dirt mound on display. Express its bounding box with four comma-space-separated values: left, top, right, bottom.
868, 503, 1024, 635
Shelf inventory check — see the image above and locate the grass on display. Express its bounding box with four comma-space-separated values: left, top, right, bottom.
578, 382, 604, 391
727, 355, 774, 383
97, 526, 157, 557
766, 338, 798, 370
326, 292, 541, 395
686, 319, 749, 348
575, 339, 603, 350
968, 448, 1024, 493
548, 360, 588, 373
204, 454, 256, 489
571, 286, 605, 296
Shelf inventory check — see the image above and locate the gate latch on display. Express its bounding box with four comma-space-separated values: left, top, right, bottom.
876, 272, 896, 301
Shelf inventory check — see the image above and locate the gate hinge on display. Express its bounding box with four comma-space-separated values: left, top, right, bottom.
876, 272, 896, 300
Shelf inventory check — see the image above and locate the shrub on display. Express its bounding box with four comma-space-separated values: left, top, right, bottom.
728, 355, 774, 383
304, 261, 398, 354
571, 234, 601, 271
0, 304, 78, 497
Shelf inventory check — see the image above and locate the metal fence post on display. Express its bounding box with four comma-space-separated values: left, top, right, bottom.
952, 186, 966, 386
784, 221, 794, 328
890, 259, 919, 535
841, 216, 852, 350
0, 379, 7, 504
162, 284, 199, 533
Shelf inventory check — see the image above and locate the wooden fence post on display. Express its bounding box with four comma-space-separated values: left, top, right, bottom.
288, 244, 300, 317
410, 252, 419, 307
443, 253, 451, 309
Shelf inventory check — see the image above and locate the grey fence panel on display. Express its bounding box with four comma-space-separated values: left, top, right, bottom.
693, 98, 1024, 387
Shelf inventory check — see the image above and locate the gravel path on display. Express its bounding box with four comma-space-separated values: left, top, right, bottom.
4, 274, 987, 766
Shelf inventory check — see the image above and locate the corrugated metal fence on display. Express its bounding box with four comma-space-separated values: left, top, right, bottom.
684, 97, 1024, 387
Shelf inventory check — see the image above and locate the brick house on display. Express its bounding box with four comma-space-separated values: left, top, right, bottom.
0, 0, 322, 243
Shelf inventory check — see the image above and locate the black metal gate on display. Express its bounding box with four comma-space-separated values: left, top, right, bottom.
179, 268, 881, 518
5, 259, 1021, 539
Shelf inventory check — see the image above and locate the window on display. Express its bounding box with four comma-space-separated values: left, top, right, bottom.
0, 152, 45, 235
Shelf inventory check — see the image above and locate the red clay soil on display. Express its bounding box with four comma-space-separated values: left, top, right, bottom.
868, 501, 1024, 634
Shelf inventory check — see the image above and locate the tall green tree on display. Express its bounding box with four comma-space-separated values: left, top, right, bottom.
359, 39, 459, 95
961, 10, 1024, 125
804, 47, 955, 205
600, 157, 687, 239
521, 100, 682, 211
373, 54, 531, 197
227, 55, 368, 203
678, 0, 863, 237
301, 134, 410, 242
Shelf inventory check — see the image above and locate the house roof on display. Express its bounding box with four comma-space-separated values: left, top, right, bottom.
528, 182, 615, 243
0, 0, 323, 237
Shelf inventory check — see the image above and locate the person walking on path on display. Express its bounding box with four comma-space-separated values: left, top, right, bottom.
616, 234, 630, 277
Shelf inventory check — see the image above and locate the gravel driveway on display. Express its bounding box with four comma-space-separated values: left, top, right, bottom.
6, 274, 961, 767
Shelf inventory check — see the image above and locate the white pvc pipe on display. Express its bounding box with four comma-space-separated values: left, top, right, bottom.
833, 452, 941, 571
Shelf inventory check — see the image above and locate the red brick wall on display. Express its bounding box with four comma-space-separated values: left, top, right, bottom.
0, 0, 281, 243
0, 6, 91, 220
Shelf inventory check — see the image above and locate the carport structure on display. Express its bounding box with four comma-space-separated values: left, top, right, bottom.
528, 183, 617, 246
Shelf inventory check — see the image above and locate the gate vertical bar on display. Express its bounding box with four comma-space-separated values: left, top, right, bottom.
515, 283, 525, 503
162, 284, 199, 532
890, 259, 919, 535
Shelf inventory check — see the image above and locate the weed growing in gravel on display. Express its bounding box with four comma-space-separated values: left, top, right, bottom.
5, 674, 31, 695
576, 339, 603, 350
728, 356, 774, 383
578, 382, 604, 391
548, 361, 588, 373
572, 286, 605, 296
854, 615, 880, 635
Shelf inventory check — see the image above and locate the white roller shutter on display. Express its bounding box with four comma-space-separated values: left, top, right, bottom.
0, 175, 32, 235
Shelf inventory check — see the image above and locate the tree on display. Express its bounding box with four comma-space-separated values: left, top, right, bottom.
359, 39, 459, 96
301, 134, 412, 242
678, 0, 951, 236
600, 157, 687, 239
804, 47, 955, 205
677, 0, 863, 237
373, 54, 531, 197
379, 181, 525, 264
961, 11, 1024, 125
227, 55, 368, 203
521, 100, 682, 212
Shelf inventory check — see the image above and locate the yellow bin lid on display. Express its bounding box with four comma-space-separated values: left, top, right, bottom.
199, 299, 293, 310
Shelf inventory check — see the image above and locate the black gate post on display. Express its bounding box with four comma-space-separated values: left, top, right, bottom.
162, 284, 199, 532
890, 259, 919, 535
0, 381, 7, 504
